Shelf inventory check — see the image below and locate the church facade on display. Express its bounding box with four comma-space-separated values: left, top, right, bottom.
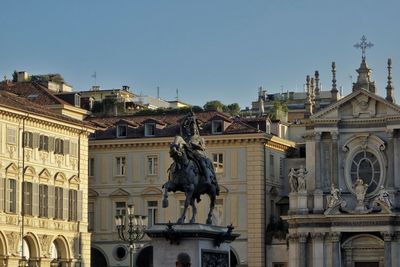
282, 46, 400, 266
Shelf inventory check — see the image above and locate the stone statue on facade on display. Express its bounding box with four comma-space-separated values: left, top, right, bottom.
288, 166, 308, 193
288, 168, 298, 192
297, 165, 308, 192
353, 178, 368, 212
162, 112, 220, 224
327, 184, 342, 208
372, 186, 392, 213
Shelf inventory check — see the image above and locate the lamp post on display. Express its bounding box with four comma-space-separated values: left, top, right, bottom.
115, 204, 147, 267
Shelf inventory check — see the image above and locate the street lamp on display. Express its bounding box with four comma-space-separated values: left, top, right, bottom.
115, 204, 147, 267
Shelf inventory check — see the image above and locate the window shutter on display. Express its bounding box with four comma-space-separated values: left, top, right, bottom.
64, 140, 70, 155
63, 188, 69, 220
77, 190, 82, 221
32, 133, 40, 149
32, 183, 39, 216
15, 180, 20, 214
0, 178, 4, 212
48, 185, 55, 218
5, 179, 10, 213
48, 137, 55, 152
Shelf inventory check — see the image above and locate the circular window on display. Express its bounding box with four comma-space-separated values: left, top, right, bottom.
350, 151, 381, 194
113, 245, 128, 261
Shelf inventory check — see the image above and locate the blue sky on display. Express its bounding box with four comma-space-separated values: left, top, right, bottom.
1, 0, 400, 109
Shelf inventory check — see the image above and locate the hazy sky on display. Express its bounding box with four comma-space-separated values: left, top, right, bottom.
1, 0, 400, 109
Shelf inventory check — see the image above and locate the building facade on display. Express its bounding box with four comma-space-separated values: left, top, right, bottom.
282, 53, 400, 267
87, 111, 294, 267
0, 90, 93, 266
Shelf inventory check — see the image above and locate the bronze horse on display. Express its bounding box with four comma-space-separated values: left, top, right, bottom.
162, 136, 219, 224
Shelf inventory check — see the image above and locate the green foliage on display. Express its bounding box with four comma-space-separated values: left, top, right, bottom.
203, 100, 225, 112
134, 106, 204, 116
269, 100, 288, 121
226, 103, 240, 115
12, 71, 18, 82
31, 73, 65, 83
203, 100, 241, 115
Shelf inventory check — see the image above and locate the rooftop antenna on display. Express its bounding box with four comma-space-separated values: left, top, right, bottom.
157, 86, 160, 99
176, 88, 179, 100
91, 71, 97, 86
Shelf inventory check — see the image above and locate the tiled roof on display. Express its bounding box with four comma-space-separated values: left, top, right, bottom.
0, 81, 69, 106
0, 90, 89, 126
87, 111, 261, 140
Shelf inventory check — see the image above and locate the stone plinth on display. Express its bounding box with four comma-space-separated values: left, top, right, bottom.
313, 189, 324, 214
146, 223, 239, 267
289, 192, 309, 214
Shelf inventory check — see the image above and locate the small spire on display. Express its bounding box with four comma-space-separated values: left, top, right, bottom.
386, 58, 395, 103
314, 71, 321, 110
305, 75, 312, 118
331, 62, 339, 102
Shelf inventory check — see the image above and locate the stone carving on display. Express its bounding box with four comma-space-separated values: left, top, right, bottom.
372, 186, 392, 213
297, 166, 308, 192
201, 251, 229, 267
39, 234, 53, 257
353, 178, 368, 212
288, 168, 298, 192
288, 166, 308, 193
6, 231, 20, 255
327, 184, 342, 208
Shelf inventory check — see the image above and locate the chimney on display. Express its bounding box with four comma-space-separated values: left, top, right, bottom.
17, 71, 29, 82
122, 85, 130, 91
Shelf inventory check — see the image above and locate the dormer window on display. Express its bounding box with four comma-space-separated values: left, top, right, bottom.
117, 125, 127, 138
212, 120, 223, 134
74, 94, 81, 107
145, 123, 155, 137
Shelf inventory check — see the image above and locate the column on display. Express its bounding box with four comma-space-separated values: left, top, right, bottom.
311, 232, 325, 267
315, 132, 321, 189
331, 132, 339, 187
298, 233, 308, 267
329, 232, 341, 267
382, 232, 393, 267
288, 234, 299, 267
387, 130, 395, 188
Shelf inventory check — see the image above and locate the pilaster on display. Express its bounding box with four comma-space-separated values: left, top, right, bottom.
298, 233, 308, 267
382, 231, 393, 267
331, 131, 339, 187
314, 132, 321, 189
328, 232, 341, 267
387, 130, 394, 188
288, 234, 299, 267
311, 232, 325, 267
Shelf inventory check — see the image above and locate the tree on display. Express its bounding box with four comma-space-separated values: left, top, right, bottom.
12, 71, 18, 82
226, 103, 240, 115
203, 100, 225, 112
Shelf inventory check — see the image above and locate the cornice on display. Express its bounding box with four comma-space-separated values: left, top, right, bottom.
89, 133, 295, 150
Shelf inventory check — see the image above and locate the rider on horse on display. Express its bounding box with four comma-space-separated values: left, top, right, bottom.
180, 112, 219, 194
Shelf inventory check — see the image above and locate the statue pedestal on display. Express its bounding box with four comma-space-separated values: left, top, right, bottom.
289, 192, 309, 214
146, 223, 239, 267
313, 189, 324, 214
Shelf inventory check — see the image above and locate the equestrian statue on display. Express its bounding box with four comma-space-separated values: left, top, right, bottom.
162, 112, 220, 224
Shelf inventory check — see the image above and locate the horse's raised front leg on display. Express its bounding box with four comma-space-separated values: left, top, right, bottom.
206, 189, 216, 225
177, 184, 194, 224
189, 198, 197, 224
162, 182, 170, 208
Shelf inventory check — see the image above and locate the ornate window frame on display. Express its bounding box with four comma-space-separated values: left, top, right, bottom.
343, 134, 386, 197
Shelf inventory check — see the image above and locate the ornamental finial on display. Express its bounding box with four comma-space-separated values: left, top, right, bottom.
354, 35, 374, 60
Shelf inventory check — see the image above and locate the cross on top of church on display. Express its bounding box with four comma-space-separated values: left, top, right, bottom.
354, 35, 374, 60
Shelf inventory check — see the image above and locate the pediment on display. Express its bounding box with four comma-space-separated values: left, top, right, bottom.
110, 188, 130, 197
311, 89, 400, 121
141, 187, 163, 196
